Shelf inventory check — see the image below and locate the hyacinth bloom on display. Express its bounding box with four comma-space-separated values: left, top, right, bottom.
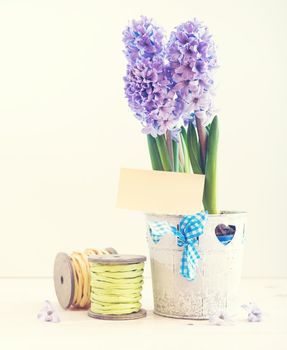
167, 20, 217, 125
123, 17, 219, 213
123, 17, 164, 62
123, 17, 179, 138
124, 57, 177, 137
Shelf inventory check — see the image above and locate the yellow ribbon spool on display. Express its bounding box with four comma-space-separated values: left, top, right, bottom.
53, 247, 117, 309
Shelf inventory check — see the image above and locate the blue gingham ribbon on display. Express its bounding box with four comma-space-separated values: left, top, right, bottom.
149, 211, 207, 281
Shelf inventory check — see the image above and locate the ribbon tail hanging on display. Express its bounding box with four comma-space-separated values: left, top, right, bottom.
180, 244, 199, 280
149, 221, 172, 243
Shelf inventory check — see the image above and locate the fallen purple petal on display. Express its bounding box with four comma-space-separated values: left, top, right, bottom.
37, 300, 60, 323
209, 311, 234, 326
242, 302, 262, 322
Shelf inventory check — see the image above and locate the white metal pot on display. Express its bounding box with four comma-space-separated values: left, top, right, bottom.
146, 211, 247, 319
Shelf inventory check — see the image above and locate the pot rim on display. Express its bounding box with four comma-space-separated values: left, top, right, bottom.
146, 210, 247, 218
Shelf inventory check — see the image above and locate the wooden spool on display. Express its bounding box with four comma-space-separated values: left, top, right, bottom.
88, 254, 147, 320
53, 247, 117, 309
88, 308, 147, 320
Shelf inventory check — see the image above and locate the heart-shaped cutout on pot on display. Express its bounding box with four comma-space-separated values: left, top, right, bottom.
215, 224, 236, 245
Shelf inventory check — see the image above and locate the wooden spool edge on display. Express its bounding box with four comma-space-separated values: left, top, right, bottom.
53, 248, 118, 309
105, 247, 118, 254
88, 254, 146, 265
53, 252, 75, 309
88, 308, 147, 320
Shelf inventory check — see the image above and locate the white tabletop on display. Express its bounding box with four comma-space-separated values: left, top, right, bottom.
0, 278, 286, 350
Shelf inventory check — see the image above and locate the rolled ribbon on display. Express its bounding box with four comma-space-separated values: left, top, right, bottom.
90, 262, 144, 315
149, 211, 207, 280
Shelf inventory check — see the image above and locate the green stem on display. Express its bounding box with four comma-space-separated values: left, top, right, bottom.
196, 117, 207, 171
166, 130, 174, 171
180, 126, 188, 144
180, 132, 192, 173
155, 134, 172, 171
147, 135, 163, 171
187, 122, 203, 174
172, 140, 179, 172
178, 136, 185, 172
203, 116, 219, 214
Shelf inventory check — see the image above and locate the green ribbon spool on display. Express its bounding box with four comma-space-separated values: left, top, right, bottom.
88, 255, 146, 316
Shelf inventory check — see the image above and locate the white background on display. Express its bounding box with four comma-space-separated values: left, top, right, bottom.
0, 0, 286, 277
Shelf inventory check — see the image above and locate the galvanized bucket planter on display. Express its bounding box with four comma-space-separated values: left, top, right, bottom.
146, 211, 247, 319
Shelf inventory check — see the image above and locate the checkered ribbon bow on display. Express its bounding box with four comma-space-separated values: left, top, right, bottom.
149, 211, 207, 281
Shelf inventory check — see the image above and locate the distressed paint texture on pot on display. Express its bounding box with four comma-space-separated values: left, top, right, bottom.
146, 212, 247, 319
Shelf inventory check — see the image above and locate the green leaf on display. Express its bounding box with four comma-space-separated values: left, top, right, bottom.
155, 134, 172, 171
187, 122, 203, 174
205, 123, 211, 134
203, 116, 219, 214
181, 126, 187, 143
147, 135, 163, 171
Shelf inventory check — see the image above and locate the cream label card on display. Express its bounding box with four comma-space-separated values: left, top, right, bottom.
116, 168, 205, 215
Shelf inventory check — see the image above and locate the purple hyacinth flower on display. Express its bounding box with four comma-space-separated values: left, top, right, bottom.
166, 19, 218, 125
123, 17, 217, 134
123, 17, 179, 136
123, 16, 165, 63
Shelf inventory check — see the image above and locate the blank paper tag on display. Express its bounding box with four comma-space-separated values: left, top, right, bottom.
116, 168, 205, 215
